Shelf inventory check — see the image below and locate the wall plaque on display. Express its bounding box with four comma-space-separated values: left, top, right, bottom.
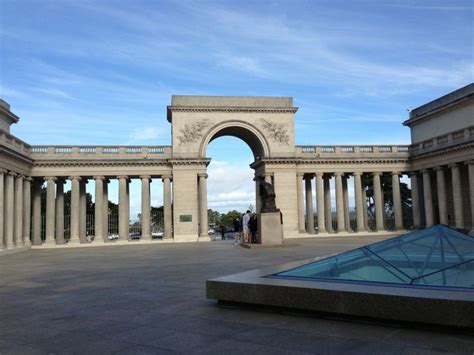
179, 214, 192, 222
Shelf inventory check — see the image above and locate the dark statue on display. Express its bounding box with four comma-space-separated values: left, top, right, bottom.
259, 180, 278, 213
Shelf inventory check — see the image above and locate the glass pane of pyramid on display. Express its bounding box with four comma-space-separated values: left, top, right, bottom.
272, 225, 474, 289
276, 247, 411, 284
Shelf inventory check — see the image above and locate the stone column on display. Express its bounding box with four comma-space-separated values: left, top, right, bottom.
324, 174, 333, 233
362, 183, 369, 231
55, 179, 65, 244
296, 173, 305, 233
373, 172, 384, 231
163, 175, 172, 239
467, 161, 474, 235
304, 174, 314, 233
392, 172, 403, 230
32, 179, 43, 245
450, 164, 464, 229
79, 179, 87, 242
140, 176, 151, 240
4, 172, 16, 249
14, 175, 24, 246
410, 172, 421, 229
0, 169, 5, 249
435, 167, 448, 225
315, 172, 326, 233
94, 176, 105, 243
353, 172, 366, 232
422, 170, 434, 227
23, 177, 32, 246
198, 173, 209, 238
342, 175, 352, 232
69, 176, 81, 244
44, 177, 57, 245
118, 176, 129, 241
335, 172, 345, 232
103, 179, 109, 240
255, 177, 261, 213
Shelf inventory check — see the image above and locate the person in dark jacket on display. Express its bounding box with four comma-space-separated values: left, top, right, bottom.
249, 213, 258, 243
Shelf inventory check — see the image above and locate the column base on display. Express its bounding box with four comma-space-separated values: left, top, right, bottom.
15, 241, 24, 247
198, 235, 211, 242
43, 238, 56, 245
141, 235, 152, 241
24, 239, 31, 247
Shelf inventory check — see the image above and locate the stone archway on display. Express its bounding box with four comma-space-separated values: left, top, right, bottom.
167, 95, 299, 242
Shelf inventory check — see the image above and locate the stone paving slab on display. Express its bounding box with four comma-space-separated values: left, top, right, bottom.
1, 235, 473, 354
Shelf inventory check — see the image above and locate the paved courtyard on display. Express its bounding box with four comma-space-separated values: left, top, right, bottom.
1, 235, 473, 354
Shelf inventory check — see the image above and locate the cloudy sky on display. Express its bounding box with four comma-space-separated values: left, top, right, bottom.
1, 0, 472, 216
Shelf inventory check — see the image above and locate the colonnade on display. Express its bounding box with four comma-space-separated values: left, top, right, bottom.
1, 173, 174, 248
410, 161, 474, 231
0, 169, 32, 250
298, 171, 405, 234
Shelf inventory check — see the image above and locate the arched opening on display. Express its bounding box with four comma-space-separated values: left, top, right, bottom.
200, 121, 270, 160
205, 134, 256, 241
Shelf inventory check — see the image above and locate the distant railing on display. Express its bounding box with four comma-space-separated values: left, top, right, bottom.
410, 126, 473, 156
30, 145, 172, 158
297, 145, 410, 156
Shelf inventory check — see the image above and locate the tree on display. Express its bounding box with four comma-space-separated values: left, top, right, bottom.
207, 209, 220, 227
363, 174, 411, 222
219, 210, 242, 230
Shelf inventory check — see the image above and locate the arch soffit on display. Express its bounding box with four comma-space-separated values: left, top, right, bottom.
199, 120, 270, 159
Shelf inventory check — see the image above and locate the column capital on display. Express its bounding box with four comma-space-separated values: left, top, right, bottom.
448, 163, 460, 169
198, 173, 208, 179
24, 176, 33, 182
297, 172, 305, 178
117, 175, 129, 180
140, 175, 151, 180
408, 171, 418, 177
93, 175, 106, 180
7, 171, 18, 177
15, 174, 25, 179
304, 173, 314, 180
315, 172, 324, 177
334, 172, 344, 177
0, 168, 8, 174
391, 171, 401, 176
68, 176, 82, 181
371, 172, 382, 177
44, 176, 57, 182
353, 171, 362, 176
420, 169, 431, 174
465, 160, 474, 166
162, 174, 172, 180
433, 166, 445, 172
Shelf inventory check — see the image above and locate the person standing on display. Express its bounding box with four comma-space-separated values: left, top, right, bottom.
249, 213, 258, 243
242, 210, 251, 243
233, 218, 240, 244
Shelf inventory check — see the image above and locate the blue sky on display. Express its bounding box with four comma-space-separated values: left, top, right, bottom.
1, 0, 473, 215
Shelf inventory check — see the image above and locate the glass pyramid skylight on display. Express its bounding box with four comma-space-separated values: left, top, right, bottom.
273, 225, 474, 289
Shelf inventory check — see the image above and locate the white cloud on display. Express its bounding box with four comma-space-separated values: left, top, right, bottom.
207, 160, 255, 213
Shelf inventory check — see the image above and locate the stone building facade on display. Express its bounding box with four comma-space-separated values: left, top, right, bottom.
0, 84, 473, 252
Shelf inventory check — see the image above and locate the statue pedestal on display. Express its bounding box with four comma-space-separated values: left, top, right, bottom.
257, 212, 283, 245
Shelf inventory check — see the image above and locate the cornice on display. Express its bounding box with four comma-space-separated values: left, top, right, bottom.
32, 160, 171, 168
0, 145, 33, 165
251, 157, 410, 166
168, 106, 298, 115
168, 158, 210, 166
